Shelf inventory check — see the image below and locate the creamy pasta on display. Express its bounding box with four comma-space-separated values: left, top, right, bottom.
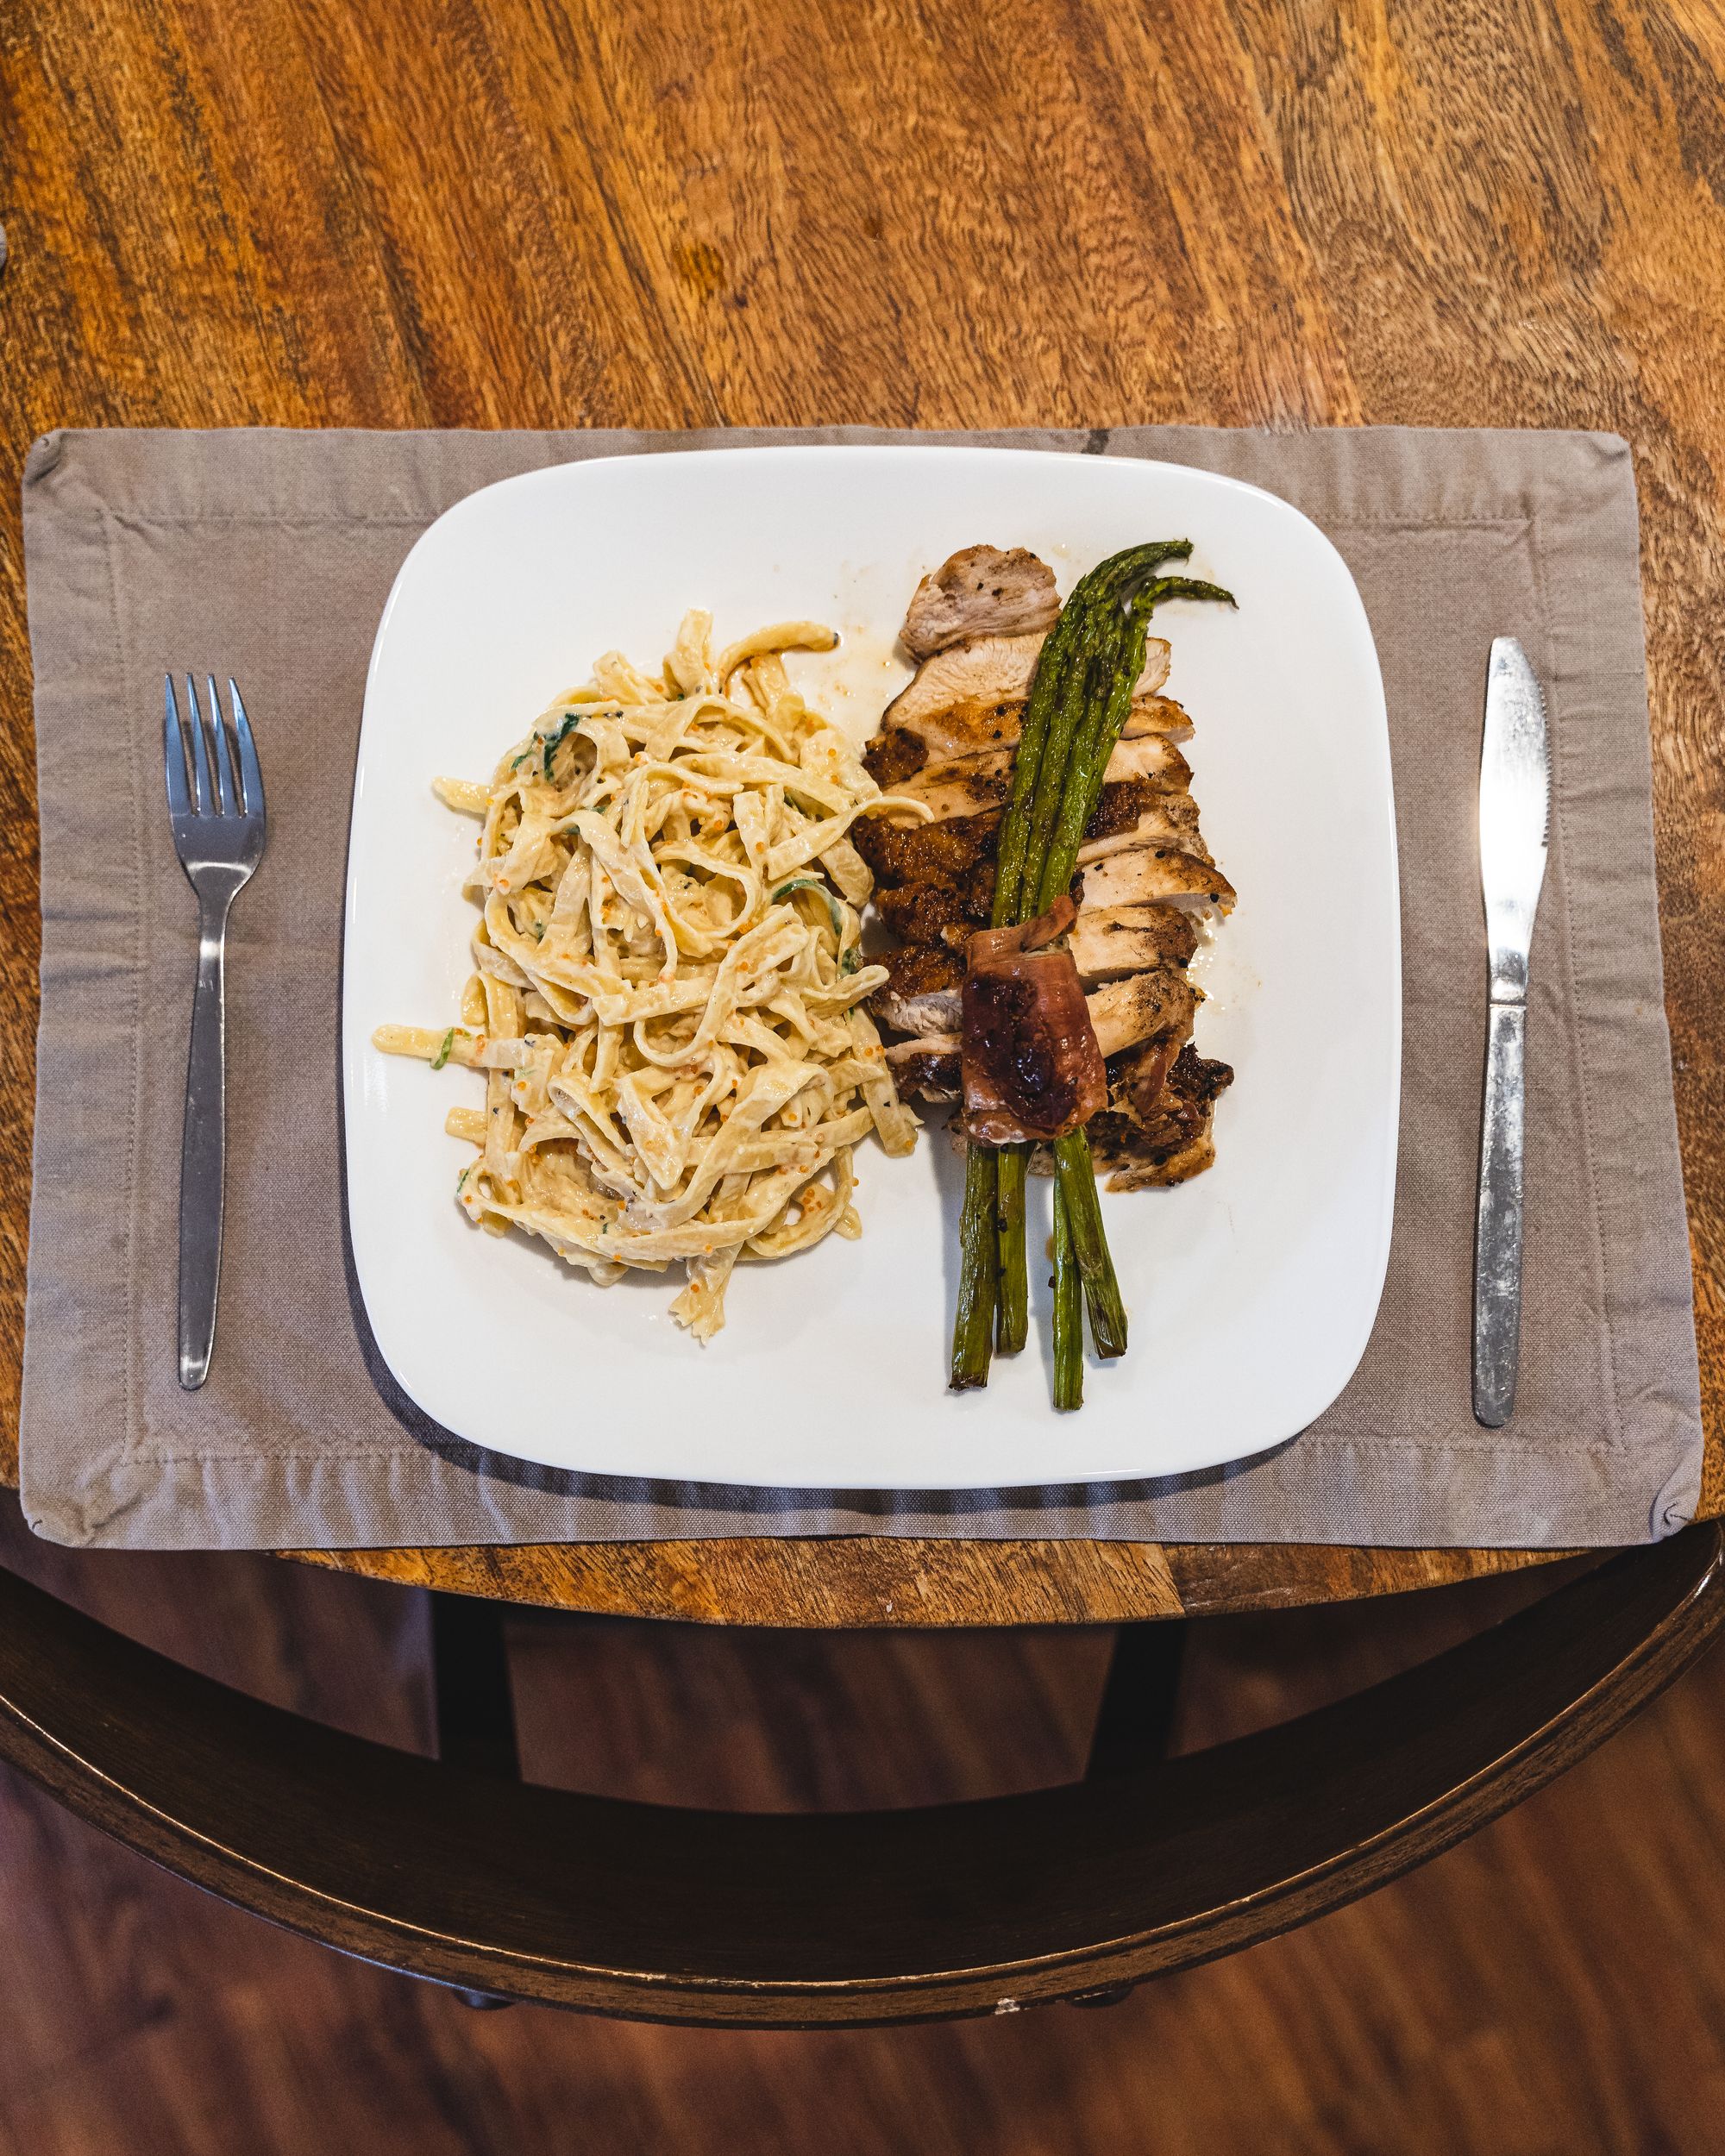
374, 611, 926, 1338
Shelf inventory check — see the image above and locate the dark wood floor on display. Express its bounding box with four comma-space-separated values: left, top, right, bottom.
4, 1504, 1725, 2156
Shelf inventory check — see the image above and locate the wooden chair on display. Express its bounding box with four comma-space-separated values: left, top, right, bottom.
1, 1525, 1720, 2028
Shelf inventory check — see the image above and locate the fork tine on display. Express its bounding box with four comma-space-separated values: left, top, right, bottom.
205, 672, 239, 812
228, 678, 264, 815
185, 674, 214, 813
164, 676, 192, 818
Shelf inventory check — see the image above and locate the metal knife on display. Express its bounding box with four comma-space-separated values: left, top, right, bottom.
1473, 636, 1551, 1427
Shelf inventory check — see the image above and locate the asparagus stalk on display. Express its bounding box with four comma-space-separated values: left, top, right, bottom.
994, 1150, 1030, 1354
1054, 1128, 1128, 1357
950, 1145, 998, 1389
1051, 1179, 1083, 1410
991, 595, 1085, 926
1016, 599, 1115, 921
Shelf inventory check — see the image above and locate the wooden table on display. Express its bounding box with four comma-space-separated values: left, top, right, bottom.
2, 0, 1720, 1626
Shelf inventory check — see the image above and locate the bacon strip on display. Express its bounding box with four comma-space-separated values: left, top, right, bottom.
961, 896, 1108, 1145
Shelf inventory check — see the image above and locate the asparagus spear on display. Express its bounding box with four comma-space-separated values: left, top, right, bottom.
995, 1150, 1031, 1355
950, 1145, 998, 1389
1054, 1128, 1128, 1357
1051, 1180, 1083, 1410
991, 592, 1085, 925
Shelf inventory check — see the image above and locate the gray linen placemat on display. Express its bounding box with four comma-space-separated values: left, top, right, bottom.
18, 426, 1702, 1551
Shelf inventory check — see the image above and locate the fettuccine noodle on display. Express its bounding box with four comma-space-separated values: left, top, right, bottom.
373, 611, 927, 1338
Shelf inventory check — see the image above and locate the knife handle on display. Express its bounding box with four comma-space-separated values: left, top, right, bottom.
1473, 998, 1526, 1427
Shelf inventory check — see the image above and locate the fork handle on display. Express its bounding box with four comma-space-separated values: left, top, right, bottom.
178, 894, 233, 1389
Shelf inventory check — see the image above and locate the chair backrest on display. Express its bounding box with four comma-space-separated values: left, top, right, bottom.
1, 1526, 1719, 2027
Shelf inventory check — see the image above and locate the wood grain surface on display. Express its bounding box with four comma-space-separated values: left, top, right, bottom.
2, 0, 1722, 1623
4, 1507, 1725, 2147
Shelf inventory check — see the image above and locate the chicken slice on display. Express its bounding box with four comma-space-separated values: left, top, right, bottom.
891, 730, 1192, 813
873, 927, 965, 1037
866, 685, 1189, 774
874, 867, 995, 946
1085, 968, 1200, 1059
875, 895, 1202, 1031
1102, 732, 1195, 785
1120, 694, 1191, 741
850, 807, 1000, 889
875, 981, 963, 1039
1077, 846, 1236, 916
893, 735, 1195, 825
883, 636, 1172, 744
1067, 908, 1201, 983
1076, 790, 1208, 866
1090, 1044, 1234, 1188
903, 546, 1062, 660
882, 1037, 963, 1100
894, 765, 1013, 824
882, 636, 1045, 736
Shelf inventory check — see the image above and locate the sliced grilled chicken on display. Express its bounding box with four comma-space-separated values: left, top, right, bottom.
851, 809, 1000, 890
894, 764, 1012, 824
1123, 694, 1191, 741
1105, 1033, 1186, 1124
1076, 788, 1208, 866
882, 635, 1045, 737
882, 1036, 962, 1100
856, 789, 1218, 902
1086, 968, 1199, 1060
1103, 730, 1195, 783
890, 729, 1192, 814
1082, 900, 1208, 940
868, 545, 1232, 1163
890, 773, 1202, 859
870, 698, 1020, 774
877, 902, 1200, 1035
903, 546, 1062, 660
875, 982, 963, 1038
1077, 847, 1236, 916
893, 735, 1195, 824
865, 687, 1190, 779
1090, 1044, 1234, 1189
1067, 908, 1201, 982
882, 636, 1172, 746
886, 1031, 959, 1062
874, 869, 994, 946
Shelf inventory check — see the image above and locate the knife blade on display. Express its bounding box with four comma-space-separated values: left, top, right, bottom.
1473, 636, 1551, 1427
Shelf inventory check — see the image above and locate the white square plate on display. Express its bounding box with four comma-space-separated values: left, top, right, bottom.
342, 447, 1398, 1489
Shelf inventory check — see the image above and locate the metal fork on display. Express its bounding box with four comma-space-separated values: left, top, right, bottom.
163, 675, 267, 1388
